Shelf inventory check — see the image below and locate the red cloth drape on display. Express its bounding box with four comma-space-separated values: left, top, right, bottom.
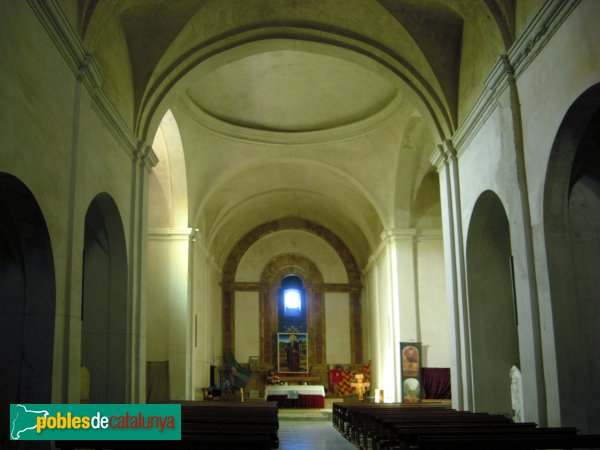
421, 368, 451, 399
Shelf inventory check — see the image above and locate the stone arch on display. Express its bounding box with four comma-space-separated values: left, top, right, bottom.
223, 217, 361, 286
544, 82, 600, 433
81, 193, 129, 403
149, 109, 188, 228
259, 254, 325, 371
0, 173, 56, 446
466, 190, 519, 415
141, 31, 453, 144
222, 218, 363, 364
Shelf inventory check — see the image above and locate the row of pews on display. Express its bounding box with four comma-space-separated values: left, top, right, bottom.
177, 401, 279, 449
56, 401, 279, 450
333, 402, 600, 449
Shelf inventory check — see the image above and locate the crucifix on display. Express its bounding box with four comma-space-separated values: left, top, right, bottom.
351, 373, 370, 401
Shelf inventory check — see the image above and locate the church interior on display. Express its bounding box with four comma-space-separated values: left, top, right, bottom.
1, 0, 599, 446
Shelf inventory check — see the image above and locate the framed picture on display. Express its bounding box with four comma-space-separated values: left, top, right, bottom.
249, 356, 259, 370
277, 332, 308, 373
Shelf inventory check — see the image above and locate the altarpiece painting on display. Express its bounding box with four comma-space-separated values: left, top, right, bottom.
277, 333, 308, 373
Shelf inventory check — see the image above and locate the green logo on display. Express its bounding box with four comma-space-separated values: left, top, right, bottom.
10, 404, 181, 440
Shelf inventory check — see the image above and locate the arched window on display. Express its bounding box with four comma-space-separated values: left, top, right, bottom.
278, 275, 307, 332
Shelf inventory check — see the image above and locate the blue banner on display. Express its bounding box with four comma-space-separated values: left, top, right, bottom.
10, 404, 181, 441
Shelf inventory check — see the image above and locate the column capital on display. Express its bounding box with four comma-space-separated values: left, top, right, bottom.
381, 228, 417, 242
430, 144, 448, 172
442, 139, 458, 162
147, 227, 195, 241
135, 142, 159, 169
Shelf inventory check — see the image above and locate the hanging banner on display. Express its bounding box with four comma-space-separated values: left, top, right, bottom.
400, 342, 422, 403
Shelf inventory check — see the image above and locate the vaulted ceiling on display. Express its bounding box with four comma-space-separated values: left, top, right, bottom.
66, 0, 524, 268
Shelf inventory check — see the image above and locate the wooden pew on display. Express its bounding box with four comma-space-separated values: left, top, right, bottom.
371, 413, 512, 450
333, 402, 600, 450
378, 425, 578, 450
333, 402, 452, 447
56, 401, 279, 450
416, 433, 600, 449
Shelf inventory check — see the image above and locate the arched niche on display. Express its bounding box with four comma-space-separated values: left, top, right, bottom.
221, 218, 363, 364
0, 173, 56, 447
544, 83, 600, 433
259, 254, 325, 371
466, 190, 519, 415
81, 193, 128, 403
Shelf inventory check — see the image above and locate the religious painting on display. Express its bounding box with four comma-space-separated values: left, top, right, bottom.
400, 342, 422, 403
402, 377, 421, 403
401, 343, 421, 376
277, 333, 308, 373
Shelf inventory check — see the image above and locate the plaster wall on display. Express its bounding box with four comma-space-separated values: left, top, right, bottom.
236, 229, 348, 283
416, 238, 450, 367
325, 293, 352, 364
0, 1, 138, 402
146, 237, 191, 400
519, 0, 600, 228
234, 291, 260, 364
192, 244, 222, 394
146, 241, 173, 362
453, 0, 600, 424
365, 233, 449, 400
457, 90, 542, 421
516, 0, 600, 426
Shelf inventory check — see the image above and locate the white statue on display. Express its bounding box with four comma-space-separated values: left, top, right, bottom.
510, 365, 524, 422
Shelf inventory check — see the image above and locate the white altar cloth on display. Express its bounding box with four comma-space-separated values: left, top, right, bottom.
264, 385, 325, 399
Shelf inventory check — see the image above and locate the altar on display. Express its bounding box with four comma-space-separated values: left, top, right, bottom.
264, 385, 325, 409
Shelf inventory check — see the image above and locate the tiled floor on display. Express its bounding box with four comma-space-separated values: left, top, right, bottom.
278, 420, 357, 450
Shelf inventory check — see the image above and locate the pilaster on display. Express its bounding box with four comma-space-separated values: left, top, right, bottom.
430, 141, 471, 410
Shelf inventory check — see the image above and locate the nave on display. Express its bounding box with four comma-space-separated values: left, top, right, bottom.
279, 418, 356, 450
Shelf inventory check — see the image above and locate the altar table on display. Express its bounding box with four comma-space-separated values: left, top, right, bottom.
265, 385, 325, 408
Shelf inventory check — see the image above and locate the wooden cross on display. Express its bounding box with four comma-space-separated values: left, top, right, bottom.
351, 373, 370, 401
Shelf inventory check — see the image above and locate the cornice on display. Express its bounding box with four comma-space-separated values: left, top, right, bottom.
147, 227, 195, 240
26, 0, 87, 79
508, 0, 582, 79
381, 228, 443, 243
363, 227, 442, 274
147, 227, 221, 272
381, 228, 418, 242
180, 91, 407, 147
27, 0, 153, 164
451, 0, 581, 158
